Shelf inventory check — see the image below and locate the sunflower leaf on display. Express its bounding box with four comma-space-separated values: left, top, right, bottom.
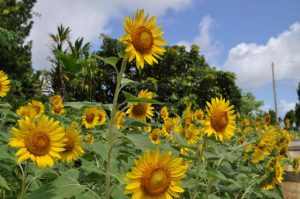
122, 91, 164, 105
0, 174, 10, 190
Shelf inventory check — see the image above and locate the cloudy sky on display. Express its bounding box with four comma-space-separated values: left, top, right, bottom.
29, 0, 300, 118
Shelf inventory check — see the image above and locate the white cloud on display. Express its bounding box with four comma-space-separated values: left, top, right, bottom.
30, 0, 193, 70
177, 15, 222, 65
223, 22, 300, 89
279, 100, 295, 117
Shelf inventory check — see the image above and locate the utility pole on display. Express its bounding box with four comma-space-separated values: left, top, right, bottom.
272, 62, 278, 121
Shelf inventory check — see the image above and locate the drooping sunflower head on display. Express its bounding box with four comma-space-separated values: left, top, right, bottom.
126, 90, 154, 121
82, 107, 99, 129
160, 106, 169, 120
16, 105, 37, 118
119, 9, 167, 70
205, 97, 236, 141
0, 70, 10, 97
96, 108, 107, 126
60, 125, 84, 163
9, 115, 66, 168
51, 104, 65, 115
124, 150, 188, 199
29, 100, 45, 117
50, 95, 63, 106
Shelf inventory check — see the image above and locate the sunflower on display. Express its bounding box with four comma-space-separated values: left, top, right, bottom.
96, 108, 107, 126
160, 106, 169, 120
262, 159, 284, 190
85, 133, 95, 145
50, 95, 63, 106
284, 119, 291, 129
182, 124, 201, 144
162, 116, 182, 138
29, 100, 45, 117
16, 105, 37, 118
183, 104, 194, 125
251, 127, 276, 164
194, 109, 204, 122
9, 115, 66, 168
149, 128, 160, 145
82, 107, 99, 129
60, 125, 84, 163
0, 70, 10, 97
126, 90, 154, 121
115, 111, 126, 129
205, 97, 236, 141
264, 114, 271, 125
124, 150, 188, 199
51, 104, 65, 115
119, 9, 166, 69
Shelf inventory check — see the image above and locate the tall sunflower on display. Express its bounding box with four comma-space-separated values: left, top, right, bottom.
205, 97, 236, 141
124, 150, 188, 199
82, 107, 99, 129
119, 9, 166, 69
9, 115, 66, 168
29, 100, 45, 117
60, 125, 84, 163
0, 70, 10, 97
126, 90, 154, 121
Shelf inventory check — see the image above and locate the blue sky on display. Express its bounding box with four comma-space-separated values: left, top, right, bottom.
30, 0, 300, 117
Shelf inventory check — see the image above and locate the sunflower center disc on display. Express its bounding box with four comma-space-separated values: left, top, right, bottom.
65, 137, 75, 152
210, 111, 229, 131
142, 167, 170, 196
27, 132, 50, 156
86, 113, 95, 123
132, 103, 147, 117
132, 26, 153, 54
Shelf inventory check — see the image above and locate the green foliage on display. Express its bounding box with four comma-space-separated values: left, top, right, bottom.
240, 92, 264, 117
0, 0, 42, 109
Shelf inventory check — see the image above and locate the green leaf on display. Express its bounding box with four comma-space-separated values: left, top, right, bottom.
75, 191, 99, 199
0, 103, 11, 109
122, 91, 164, 105
121, 78, 135, 88
27, 169, 86, 199
0, 174, 10, 190
125, 133, 155, 151
64, 101, 104, 110
92, 141, 108, 161
94, 55, 118, 68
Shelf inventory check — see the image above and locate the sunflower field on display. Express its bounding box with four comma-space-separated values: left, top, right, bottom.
0, 7, 297, 199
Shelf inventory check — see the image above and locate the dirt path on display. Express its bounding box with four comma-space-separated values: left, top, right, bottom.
282, 182, 300, 199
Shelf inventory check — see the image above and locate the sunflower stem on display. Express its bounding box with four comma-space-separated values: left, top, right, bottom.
104, 58, 127, 199
194, 134, 207, 198
20, 161, 29, 199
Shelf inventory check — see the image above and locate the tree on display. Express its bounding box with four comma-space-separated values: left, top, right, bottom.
240, 92, 264, 117
95, 37, 242, 112
284, 109, 295, 128
0, 0, 41, 108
